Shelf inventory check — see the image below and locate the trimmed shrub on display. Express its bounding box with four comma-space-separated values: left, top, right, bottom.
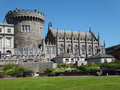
0, 70, 5, 76
6, 69, 17, 75
16, 67, 27, 75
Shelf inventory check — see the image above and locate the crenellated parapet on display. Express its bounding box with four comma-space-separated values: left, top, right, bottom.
6, 8, 45, 24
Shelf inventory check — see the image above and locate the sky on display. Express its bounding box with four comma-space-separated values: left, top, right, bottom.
0, 0, 120, 48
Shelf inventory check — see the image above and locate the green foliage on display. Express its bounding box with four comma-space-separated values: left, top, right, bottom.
77, 63, 99, 72
98, 62, 120, 71
6, 69, 17, 75
77, 65, 88, 71
53, 68, 66, 73
46, 60, 120, 74
0, 70, 5, 76
16, 67, 27, 75
86, 66, 99, 72
1, 64, 31, 76
45, 68, 54, 73
25, 70, 34, 75
57, 63, 76, 68
3, 64, 19, 71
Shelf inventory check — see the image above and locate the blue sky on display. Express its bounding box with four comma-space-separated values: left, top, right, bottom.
0, 0, 120, 47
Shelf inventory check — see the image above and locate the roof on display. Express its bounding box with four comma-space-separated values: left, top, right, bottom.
0, 23, 14, 27
86, 53, 114, 60
106, 44, 120, 51
51, 29, 93, 39
53, 53, 73, 59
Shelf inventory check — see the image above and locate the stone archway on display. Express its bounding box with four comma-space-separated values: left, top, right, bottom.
6, 50, 12, 55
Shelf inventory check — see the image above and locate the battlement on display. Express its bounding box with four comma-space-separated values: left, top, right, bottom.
6, 8, 45, 24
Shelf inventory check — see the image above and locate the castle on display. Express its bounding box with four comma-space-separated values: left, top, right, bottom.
0, 8, 105, 73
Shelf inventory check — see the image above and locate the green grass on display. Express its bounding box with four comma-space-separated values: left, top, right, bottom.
0, 76, 120, 90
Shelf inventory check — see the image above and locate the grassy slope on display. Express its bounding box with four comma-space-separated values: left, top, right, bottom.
0, 76, 120, 90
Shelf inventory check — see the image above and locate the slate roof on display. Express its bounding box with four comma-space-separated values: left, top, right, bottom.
106, 44, 120, 51
54, 53, 72, 58
51, 29, 93, 39
86, 53, 114, 60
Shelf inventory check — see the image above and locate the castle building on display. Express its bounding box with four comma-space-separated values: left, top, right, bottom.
44, 22, 102, 60
0, 8, 106, 73
0, 24, 14, 54
5, 8, 45, 48
4, 8, 104, 61
86, 46, 115, 63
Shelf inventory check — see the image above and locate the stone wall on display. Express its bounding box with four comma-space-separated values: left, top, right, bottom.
0, 55, 55, 73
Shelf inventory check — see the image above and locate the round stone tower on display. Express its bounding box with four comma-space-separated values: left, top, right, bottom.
5, 8, 45, 48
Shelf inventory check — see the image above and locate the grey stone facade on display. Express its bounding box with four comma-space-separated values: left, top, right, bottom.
14, 46, 42, 55
0, 55, 55, 73
0, 24, 14, 54
45, 22, 103, 60
5, 8, 45, 48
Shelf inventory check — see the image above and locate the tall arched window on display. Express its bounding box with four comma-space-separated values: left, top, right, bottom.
46, 47, 49, 54
88, 45, 92, 55
67, 44, 72, 53
60, 44, 64, 54
74, 45, 78, 55
81, 45, 85, 54
94, 45, 98, 54
52, 47, 55, 54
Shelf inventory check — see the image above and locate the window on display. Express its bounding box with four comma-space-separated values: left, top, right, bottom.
6, 37, 11, 47
104, 59, 107, 62
88, 45, 92, 54
28, 25, 30, 31
40, 27, 42, 29
47, 58, 49, 61
60, 44, 64, 54
82, 45, 85, 54
22, 25, 24, 32
0, 37, 2, 46
25, 25, 27, 32
52, 47, 55, 54
0, 28, 2, 32
21, 25, 30, 32
65, 59, 69, 63
74, 45, 79, 55
71, 59, 74, 63
46, 47, 49, 54
7, 29, 11, 33
94, 45, 98, 54
23, 61, 27, 62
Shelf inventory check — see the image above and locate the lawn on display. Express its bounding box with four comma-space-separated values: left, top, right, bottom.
0, 76, 120, 90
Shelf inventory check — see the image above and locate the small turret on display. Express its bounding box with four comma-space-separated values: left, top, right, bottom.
98, 32, 100, 46
89, 27, 92, 32
104, 40, 106, 47
48, 22, 52, 31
